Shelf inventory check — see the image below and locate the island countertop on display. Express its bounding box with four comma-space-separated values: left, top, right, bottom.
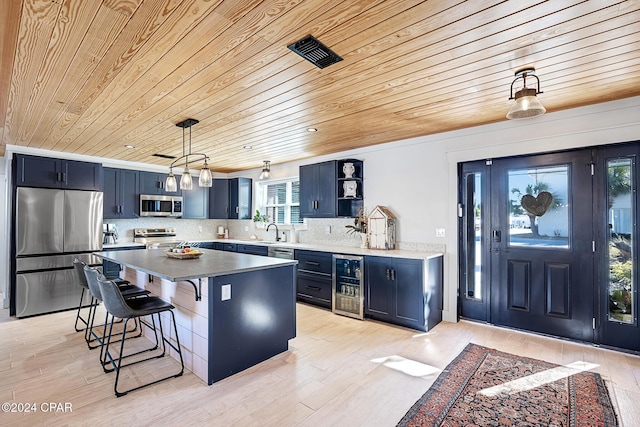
94, 248, 297, 282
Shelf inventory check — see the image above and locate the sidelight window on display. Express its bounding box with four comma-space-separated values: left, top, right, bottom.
607, 158, 634, 324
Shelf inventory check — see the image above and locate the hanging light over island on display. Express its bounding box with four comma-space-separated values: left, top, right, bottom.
165, 118, 212, 191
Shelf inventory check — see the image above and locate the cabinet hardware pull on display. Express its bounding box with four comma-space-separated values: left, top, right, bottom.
306, 286, 321, 291
61, 172, 67, 182
386, 269, 390, 280
390, 269, 396, 281
306, 261, 320, 266
236, 207, 239, 213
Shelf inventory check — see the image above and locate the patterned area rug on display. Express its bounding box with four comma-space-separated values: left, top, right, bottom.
398, 343, 618, 426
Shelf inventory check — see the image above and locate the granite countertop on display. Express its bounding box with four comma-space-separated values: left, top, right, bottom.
102, 239, 444, 260
94, 248, 297, 282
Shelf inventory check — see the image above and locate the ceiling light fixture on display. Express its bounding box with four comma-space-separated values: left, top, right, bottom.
124, 144, 135, 149
258, 161, 272, 180
165, 118, 212, 192
506, 68, 546, 120
307, 128, 317, 132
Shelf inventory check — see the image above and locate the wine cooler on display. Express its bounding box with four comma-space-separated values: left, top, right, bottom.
332, 254, 364, 319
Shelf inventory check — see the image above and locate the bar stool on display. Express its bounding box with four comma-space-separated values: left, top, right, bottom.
98, 277, 184, 397
74, 260, 149, 350
73, 260, 131, 333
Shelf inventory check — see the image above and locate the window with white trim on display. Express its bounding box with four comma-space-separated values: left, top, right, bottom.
258, 178, 303, 225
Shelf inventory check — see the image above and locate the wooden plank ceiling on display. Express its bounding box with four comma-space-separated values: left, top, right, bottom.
1, 0, 639, 172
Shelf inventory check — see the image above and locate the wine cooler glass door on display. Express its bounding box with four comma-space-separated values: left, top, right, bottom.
332, 255, 364, 319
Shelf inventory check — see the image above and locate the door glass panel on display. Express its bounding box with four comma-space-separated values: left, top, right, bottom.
508, 165, 569, 248
464, 173, 482, 300
607, 158, 634, 323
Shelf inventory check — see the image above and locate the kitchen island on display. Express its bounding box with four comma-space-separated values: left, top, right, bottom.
94, 248, 297, 385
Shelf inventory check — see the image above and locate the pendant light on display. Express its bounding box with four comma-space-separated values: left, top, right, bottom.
165, 169, 178, 192
199, 159, 213, 187
506, 68, 546, 120
164, 118, 212, 191
258, 160, 271, 180
180, 167, 193, 190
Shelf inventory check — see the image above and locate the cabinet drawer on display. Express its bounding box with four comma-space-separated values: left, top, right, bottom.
237, 244, 268, 256
222, 243, 237, 252
295, 250, 332, 274
297, 273, 331, 307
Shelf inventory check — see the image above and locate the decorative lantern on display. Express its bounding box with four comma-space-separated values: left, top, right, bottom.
367, 206, 397, 250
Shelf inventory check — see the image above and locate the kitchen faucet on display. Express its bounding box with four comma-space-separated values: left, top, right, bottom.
266, 223, 280, 241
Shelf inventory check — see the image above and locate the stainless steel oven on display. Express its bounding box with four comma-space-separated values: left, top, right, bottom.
140, 194, 183, 217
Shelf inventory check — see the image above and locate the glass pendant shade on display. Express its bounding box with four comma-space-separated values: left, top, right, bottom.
258, 160, 271, 180
165, 170, 178, 192
506, 88, 546, 119
180, 168, 193, 190
199, 160, 213, 187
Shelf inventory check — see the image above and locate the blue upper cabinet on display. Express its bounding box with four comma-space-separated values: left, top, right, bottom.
103, 168, 140, 219
14, 154, 103, 191
229, 177, 252, 219
139, 171, 180, 196
209, 178, 229, 219
182, 178, 210, 219
300, 160, 337, 218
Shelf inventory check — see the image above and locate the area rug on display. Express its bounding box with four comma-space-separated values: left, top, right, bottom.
397, 343, 618, 426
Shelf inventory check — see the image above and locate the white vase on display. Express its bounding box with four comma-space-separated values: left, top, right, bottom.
343, 162, 355, 178
359, 232, 368, 249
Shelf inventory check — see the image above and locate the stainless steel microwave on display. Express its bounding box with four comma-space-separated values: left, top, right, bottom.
140, 194, 183, 217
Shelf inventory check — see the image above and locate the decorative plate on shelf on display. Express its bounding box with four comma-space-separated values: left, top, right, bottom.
164, 250, 204, 259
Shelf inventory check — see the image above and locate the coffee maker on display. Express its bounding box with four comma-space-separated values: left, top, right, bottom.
103, 223, 118, 244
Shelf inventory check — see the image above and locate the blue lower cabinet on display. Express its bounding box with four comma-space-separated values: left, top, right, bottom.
364, 255, 442, 332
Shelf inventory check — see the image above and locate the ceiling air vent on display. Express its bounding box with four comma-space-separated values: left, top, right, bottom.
287, 35, 343, 69
152, 153, 176, 159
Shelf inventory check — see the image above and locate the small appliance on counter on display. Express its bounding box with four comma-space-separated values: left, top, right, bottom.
103, 223, 118, 244
332, 254, 364, 319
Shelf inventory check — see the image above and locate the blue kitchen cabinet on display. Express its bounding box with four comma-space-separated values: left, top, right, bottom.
208, 179, 229, 219
365, 255, 442, 332
299, 160, 337, 218
229, 177, 252, 219
103, 168, 139, 219
182, 178, 209, 219
139, 171, 180, 196
295, 250, 332, 309
14, 154, 103, 191
208, 178, 251, 219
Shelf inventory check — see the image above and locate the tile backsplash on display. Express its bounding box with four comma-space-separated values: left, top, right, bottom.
106, 218, 445, 253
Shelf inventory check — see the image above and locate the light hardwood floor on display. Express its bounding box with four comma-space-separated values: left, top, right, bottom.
1, 301, 640, 426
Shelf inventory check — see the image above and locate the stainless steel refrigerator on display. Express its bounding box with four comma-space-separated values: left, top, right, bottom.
14, 187, 103, 317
